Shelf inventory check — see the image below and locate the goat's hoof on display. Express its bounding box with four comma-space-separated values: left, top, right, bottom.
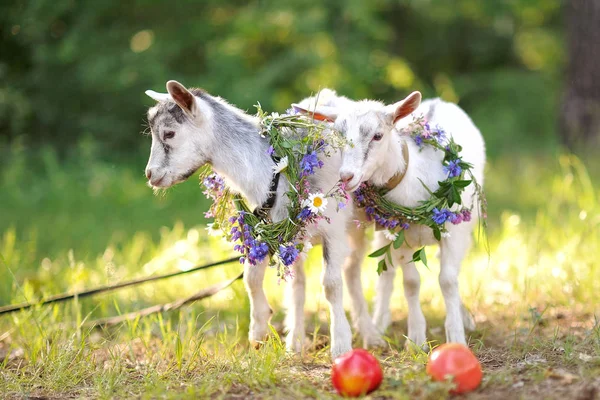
363, 334, 386, 349
445, 330, 467, 346
285, 332, 305, 354
249, 330, 270, 349
372, 314, 391, 334
405, 339, 429, 353
461, 305, 476, 332
330, 343, 352, 360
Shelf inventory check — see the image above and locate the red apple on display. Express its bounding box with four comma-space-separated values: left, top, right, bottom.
426, 343, 483, 394
331, 349, 383, 397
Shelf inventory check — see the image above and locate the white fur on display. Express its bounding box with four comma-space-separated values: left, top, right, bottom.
319, 96, 485, 348
144, 84, 383, 358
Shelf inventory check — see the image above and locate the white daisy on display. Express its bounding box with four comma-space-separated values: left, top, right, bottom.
383, 230, 398, 241
273, 156, 289, 173
441, 231, 451, 238
301, 241, 313, 255
302, 192, 328, 214
206, 223, 223, 237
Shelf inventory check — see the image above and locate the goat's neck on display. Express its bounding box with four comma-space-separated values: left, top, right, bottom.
204, 108, 275, 209
369, 135, 409, 187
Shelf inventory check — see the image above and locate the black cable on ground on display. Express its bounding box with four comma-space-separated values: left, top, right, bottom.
0, 256, 240, 316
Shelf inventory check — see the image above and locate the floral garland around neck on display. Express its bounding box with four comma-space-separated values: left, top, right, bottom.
200, 105, 348, 281
353, 115, 488, 274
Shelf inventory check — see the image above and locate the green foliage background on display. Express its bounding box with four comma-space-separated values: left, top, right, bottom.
1, 0, 562, 156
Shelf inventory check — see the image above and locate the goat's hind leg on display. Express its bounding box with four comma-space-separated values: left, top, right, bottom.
372, 233, 397, 334
244, 259, 272, 347
439, 235, 471, 345
395, 244, 428, 350
372, 231, 427, 350
343, 223, 385, 348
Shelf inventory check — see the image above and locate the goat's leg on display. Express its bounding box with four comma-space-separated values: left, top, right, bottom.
243, 259, 272, 347
439, 236, 470, 345
322, 231, 353, 359
284, 257, 306, 353
372, 232, 397, 334
343, 223, 385, 348
395, 245, 428, 349
372, 232, 427, 349
461, 303, 476, 331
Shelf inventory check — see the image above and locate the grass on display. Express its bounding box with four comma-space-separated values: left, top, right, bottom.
1, 143, 599, 399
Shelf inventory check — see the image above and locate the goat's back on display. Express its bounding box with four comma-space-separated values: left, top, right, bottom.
417, 99, 486, 185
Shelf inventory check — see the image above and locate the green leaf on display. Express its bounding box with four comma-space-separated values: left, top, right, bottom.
433, 226, 441, 241
412, 248, 429, 268
377, 259, 387, 275
393, 230, 405, 249
417, 178, 434, 195
453, 179, 472, 188
448, 186, 461, 207
368, 244, 390, 258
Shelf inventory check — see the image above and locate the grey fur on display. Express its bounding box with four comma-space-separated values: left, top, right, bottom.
322, 236, 331, 266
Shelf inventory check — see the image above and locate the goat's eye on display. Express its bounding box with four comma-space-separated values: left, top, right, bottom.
163, 131, 175, 140
372, 133, 383, 141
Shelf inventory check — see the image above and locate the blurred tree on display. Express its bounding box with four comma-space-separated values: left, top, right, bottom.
0, 0, 564, 157
560, 0, 600, 149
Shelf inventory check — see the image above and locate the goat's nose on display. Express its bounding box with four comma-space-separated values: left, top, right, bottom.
340, 172, 354, 183
145, 168, 152, 180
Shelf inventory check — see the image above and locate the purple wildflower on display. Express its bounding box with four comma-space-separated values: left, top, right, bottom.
432, 208, 450, 224
267, 145, 275, 156
298, 207, 312, 221
443, 160, 462, 178
414, 135, 424, 147
202, 173, 225, 199
285, 107, 299, 116
279, 244, 299, 266
461, 209, 472, 222
314, 139, 327, 152
449, 212, 463, 225
248, 240, 269, 264
230, 226, 242, 241
300, 151, 324, 176
434, 125, 446, 143
401, 222, 410, 230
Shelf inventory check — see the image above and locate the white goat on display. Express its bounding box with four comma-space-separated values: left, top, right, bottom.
293, 93, 485, 348
143, 81, 383, 358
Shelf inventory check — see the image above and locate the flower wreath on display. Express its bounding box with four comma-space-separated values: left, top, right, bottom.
352, 115, 488, 274
200, 105, 348, 280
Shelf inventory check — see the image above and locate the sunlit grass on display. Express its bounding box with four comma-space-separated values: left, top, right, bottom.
1, 149, 599, 398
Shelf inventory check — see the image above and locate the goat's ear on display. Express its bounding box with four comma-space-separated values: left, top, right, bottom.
291, 104, 338, 122
166, 80, 197, 117
388, 91, 422, 124
145, 90, 171, 102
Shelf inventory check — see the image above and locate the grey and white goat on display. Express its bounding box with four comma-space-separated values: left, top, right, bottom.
143, 81, 383, 358
294, 93, 485, 348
